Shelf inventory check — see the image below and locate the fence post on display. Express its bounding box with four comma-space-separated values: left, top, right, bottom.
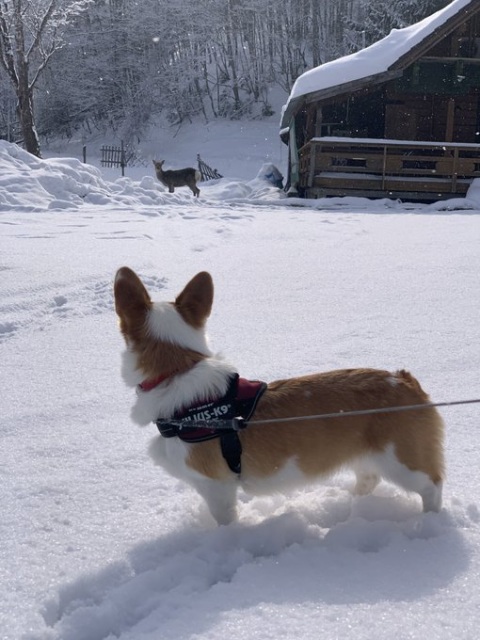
121, 140, 125, 177
83, 145, 87, 164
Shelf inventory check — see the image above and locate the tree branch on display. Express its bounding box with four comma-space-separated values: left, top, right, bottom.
29, 41, 61, 89
0, 4, 19, 84
26, 0, 59, 61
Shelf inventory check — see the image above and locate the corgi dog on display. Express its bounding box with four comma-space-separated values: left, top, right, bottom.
114, 267, 445, 526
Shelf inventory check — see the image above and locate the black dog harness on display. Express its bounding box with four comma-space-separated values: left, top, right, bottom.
156, 374, 266, 475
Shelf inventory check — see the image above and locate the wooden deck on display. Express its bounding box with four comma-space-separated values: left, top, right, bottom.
299, 137, 480, 201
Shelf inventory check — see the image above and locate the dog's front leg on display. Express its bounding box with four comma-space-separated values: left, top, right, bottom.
194, 479, 238, 525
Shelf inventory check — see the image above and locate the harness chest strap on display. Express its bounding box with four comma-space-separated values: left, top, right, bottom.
155, 374, 267, 475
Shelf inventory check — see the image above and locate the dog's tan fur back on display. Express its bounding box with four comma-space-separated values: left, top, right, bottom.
187, 369, 444, 486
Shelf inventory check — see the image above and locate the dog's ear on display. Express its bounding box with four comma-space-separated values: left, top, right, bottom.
175, 272, 213, 329
114, 267, 152, 335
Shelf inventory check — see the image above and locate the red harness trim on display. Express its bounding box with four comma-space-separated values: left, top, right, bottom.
139, 372, 176, 392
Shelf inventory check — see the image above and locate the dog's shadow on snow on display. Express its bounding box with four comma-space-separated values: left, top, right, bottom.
37, 488, 472, 640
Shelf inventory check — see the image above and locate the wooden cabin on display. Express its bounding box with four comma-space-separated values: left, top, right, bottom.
280, 0, 480, 201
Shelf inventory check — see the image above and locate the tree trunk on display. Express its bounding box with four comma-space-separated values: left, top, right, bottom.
17, 82, 41, 157
13, 0, 42, 157
225, 0, 241, 115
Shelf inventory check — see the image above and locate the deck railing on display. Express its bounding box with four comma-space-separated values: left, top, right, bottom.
299, 137, 480, 200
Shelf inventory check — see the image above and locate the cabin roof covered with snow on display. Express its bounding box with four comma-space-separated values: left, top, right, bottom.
280, 0, 479, 130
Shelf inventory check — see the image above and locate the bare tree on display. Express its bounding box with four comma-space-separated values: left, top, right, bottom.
0, 0, 91, 157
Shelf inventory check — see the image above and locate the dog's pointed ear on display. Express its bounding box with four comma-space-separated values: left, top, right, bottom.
114, 267, 152, 334
175, 272, 213, 328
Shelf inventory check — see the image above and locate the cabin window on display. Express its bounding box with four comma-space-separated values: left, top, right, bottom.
321, 91, 384, 139
457, 37, 480, 58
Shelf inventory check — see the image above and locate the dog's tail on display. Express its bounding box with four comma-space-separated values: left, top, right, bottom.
396, 369, 429, 399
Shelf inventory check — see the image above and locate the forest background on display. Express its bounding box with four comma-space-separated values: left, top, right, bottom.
0, 0, 450, 158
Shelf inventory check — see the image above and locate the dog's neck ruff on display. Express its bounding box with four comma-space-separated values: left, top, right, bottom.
127, 356, 238, 427
156, 374, 267, 475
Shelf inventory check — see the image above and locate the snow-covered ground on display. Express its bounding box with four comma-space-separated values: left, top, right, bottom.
1, 120, 480, 640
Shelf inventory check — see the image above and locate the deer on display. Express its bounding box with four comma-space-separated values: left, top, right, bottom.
152, 160, 201, 197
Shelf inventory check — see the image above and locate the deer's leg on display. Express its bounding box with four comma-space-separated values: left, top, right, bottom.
188, 182, 200, 197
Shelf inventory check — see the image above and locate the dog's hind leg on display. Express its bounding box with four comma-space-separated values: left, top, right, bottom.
351, 460, 380, 496
354, 472, 381, 496
418, 480, 443, 513
195, 479, 238, 525
371, 445, 443, 512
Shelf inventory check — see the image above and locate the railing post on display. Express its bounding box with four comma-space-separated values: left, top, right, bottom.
452, 147, 459, 192
308, 142, 316, 188
382, 144, 387, 190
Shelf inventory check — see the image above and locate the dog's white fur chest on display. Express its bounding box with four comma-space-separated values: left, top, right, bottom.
148, 435, 203, 484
